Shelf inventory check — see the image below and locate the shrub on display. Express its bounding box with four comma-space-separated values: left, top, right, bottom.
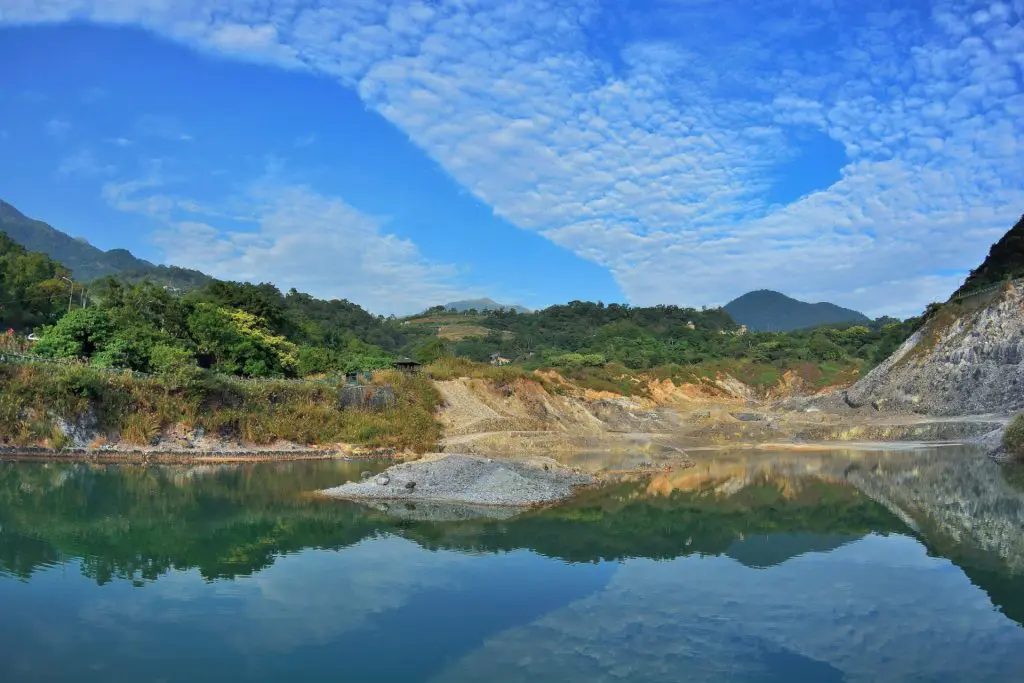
121, 413, 162, 446
1003, 414, 1024, 461
150, 344, 200, 383
33, 308, 116, 359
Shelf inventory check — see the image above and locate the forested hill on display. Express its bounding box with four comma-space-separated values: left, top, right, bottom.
0, 199, 209, 289
2, 199, 916, 383
0, 231, 72, 331
724, 290, 869, 332
1, 225, 419, 375
952, 214, 1024, 298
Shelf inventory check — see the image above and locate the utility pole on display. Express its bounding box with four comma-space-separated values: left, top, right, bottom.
61, 276, 74, 313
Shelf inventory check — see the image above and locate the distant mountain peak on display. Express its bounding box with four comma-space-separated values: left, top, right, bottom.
441, 297, 530, 313
724, 289, 868, 332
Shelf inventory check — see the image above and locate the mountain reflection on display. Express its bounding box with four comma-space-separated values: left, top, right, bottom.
0, 447, 1021, 624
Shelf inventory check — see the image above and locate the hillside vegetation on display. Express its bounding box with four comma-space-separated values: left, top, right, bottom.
952, 214, 1024, 297
0, 200, 208, 289
0, 198, 929, 455
2, 231, 916, 387
0, 362, 439, 452
0, 231, 73, 331
408, 301, 916, 392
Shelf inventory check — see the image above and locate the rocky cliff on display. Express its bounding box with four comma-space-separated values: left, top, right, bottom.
846, 283, 1024, 415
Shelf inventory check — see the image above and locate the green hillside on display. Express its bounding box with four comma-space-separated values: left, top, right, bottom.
0, 200, 209, 289
952, 214, 1024, 298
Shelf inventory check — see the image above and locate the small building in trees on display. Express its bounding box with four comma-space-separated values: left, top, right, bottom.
393, 357, 422, 373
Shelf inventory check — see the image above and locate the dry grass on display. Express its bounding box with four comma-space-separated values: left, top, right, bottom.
0, 363, 442, 452
426, 357, 539, 384
436, 324, 497, 341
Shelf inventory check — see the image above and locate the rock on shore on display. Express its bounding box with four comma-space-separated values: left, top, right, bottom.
321, 454, 593, 507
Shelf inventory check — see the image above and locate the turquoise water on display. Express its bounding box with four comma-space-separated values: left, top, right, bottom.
1, 448, 1023, 682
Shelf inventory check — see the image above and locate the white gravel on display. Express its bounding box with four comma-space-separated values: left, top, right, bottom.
321, 453, 593, 507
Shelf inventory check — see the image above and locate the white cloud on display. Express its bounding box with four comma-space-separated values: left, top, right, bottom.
134, 114, 193, 142
102, 171, 466, 314
4, 0, 1023, 316
56, 148, 115, 177
44, 116, 70, 137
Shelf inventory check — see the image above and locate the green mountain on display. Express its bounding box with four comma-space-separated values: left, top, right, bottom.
0, 199, 209, 289
724, 289, 868, 332
952, 214, 1024, 298
442, 297, 530, 313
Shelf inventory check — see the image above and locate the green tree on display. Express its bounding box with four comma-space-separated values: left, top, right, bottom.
34, 308, 116, 360
187, 304, 298, 377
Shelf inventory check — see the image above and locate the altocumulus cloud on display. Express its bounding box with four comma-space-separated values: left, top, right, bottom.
4, 0, 1023, 316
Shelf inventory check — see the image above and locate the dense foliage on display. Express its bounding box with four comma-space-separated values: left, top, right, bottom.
27, 278, 417, 378
0, 230, 73, 331
434, 302, 917, 375
953, 214, 1024, 297
4, 225, 919, 386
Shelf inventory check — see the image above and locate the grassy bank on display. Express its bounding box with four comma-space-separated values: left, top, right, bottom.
0, 363, 440, 452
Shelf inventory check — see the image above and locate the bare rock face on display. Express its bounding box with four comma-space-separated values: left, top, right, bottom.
54, 410, 99, 448
847, 285, 1024, 416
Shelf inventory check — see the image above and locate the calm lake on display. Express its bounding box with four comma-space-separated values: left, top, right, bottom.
1, 447, 1023, 682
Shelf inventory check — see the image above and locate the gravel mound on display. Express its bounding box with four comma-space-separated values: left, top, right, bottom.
321, 454, 593, 507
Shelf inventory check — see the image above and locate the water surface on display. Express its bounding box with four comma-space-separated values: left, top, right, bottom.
1, 447, 1023, 682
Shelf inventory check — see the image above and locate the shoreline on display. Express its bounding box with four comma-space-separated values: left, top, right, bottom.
0, 436, 991, 466
0, 446, 403, 464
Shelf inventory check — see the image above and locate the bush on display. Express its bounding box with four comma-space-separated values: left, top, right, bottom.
550, 352, 606, 370
33, 308, 116, 359
1003, 414, 1024, 461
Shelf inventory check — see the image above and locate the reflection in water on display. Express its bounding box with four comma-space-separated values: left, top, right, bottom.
0, 447, 1022, 682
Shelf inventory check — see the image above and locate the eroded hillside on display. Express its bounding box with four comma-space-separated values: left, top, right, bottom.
846, 283, 1024, 416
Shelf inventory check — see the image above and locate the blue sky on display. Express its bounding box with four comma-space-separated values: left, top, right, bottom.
1, 1, 1022, 316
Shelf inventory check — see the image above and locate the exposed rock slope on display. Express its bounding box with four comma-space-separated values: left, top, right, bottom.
846, 284, 1024, 415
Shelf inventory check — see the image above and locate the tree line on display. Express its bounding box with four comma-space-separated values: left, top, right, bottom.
1, 231, 920, 380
